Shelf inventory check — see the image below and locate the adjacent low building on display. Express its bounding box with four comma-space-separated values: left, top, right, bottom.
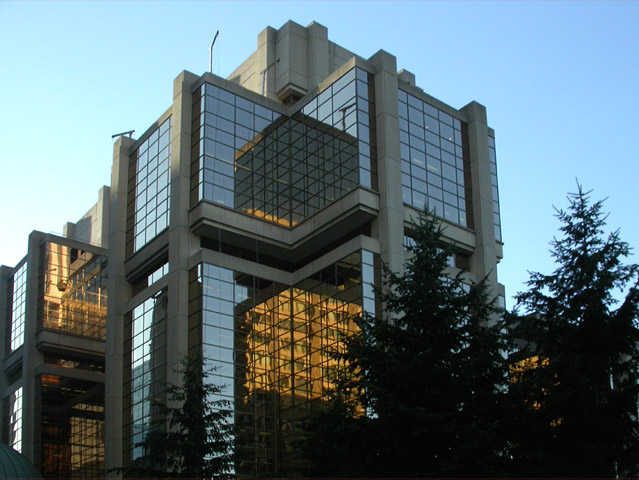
0, 188, 109, 477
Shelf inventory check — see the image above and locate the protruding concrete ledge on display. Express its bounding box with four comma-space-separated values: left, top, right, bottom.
190, 187, 379, 265
123, 229, 169, 282
35, 363, 105, 384
36, 330, 105, 362
403, 204, 477, 252
2, 348, 22, 375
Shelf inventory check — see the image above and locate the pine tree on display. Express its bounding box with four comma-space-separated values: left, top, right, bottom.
124, 354, 234, 478
300, 214, 509, 477
508, 186, 639, 477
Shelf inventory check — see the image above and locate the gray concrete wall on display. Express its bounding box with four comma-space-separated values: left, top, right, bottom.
63, 186, 111, 248
105, 136, 135, 475
227, 20, 359, 104
368, 50, 405, 276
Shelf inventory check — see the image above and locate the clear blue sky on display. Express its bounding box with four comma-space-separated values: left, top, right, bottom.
1, 1, 638, 307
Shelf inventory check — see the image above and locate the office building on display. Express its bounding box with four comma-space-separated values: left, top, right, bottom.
0, 188, 109, 477
2, 20, 504, 478
106, 20, 504, 476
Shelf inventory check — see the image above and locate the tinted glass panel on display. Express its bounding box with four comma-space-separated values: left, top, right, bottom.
398, 90, 473, 229
127, 117, 172, 256
192, 68, 377, 227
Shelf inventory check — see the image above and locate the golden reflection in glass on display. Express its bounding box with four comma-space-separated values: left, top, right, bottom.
242, 288, 361, 403
244, 209, 295, 227
41, 242, 107, 340
510, 355, 556, 415
193, 251, 368, 475
509, 355, 549, 383
38, 374, 105, 478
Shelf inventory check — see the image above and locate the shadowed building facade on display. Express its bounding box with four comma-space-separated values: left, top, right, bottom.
106, 20, 504, 477
0, 188, 109, 477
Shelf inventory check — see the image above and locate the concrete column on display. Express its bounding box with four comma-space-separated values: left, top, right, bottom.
22, 231, 45, 461
306, 22, 329, 89
274, 21, 309, 102
0, 265, 12, 440
105, 135, 135, 475
460, 101, 498, 289
97, 185, 111, 248
256, 27, 278, 99
166, 71, 200, 389
62, 222, 75, 240
368, 50, 405, 276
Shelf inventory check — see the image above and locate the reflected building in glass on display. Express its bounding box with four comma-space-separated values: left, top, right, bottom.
0, 187, 109, 477
105, 20, 505, 477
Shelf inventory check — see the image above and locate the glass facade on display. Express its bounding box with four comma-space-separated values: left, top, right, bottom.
36, 374, 105, 478
488, 136, 502, 242
192, 68, 376, 227
188, 250, 376, 475
9, 262, 27, 352
300, 68, 376, 191
39, 242, 107, 340
3, 387, 23, 452
398, 89, 473, 228
131, 261, 169, 296
148, 262, 168, 286
127, 117, 172, 255
361, 250, 376, 316
124, 290, 167, 461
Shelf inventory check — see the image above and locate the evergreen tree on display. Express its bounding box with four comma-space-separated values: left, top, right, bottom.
507, 186, 639, 477
300, 214, 509, 477
124, 354, 234, 478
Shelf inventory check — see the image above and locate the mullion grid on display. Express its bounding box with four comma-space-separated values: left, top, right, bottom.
39, 242, 107, 340
194, 251, 366, 475
37, 375, 105, 477
124, 292, 166, 462
9, 262, 27, 352
4, 387, 23, 452
193, 69, 372, 229
126, 117, 171, 256
398, 89, 470, 228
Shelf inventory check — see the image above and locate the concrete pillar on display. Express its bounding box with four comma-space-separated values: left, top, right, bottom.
256, 27, 278, 100
306, 22, 329, 90
0, 265, 13, 440
105, 135, 135, 475
97, 185, 111, 248
166, 71, 200, 387
368, 50, 405, 276
22, 231, 46, 461
460, 101, 498, 289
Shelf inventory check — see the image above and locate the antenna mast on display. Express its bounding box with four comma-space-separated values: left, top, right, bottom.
209, 30, 219, 73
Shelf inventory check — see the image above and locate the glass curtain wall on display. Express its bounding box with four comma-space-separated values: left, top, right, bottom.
126, 117, 172, 256
3, 387, 23, 453
123, 290, 167, 463
488, 136, 502, 242
38, 242, 107, 340
191, 68, 376, 227
7, 261, 27, 353
188, 250, 377, 476
35, 375, 105, 478
398, 89, 473, 228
